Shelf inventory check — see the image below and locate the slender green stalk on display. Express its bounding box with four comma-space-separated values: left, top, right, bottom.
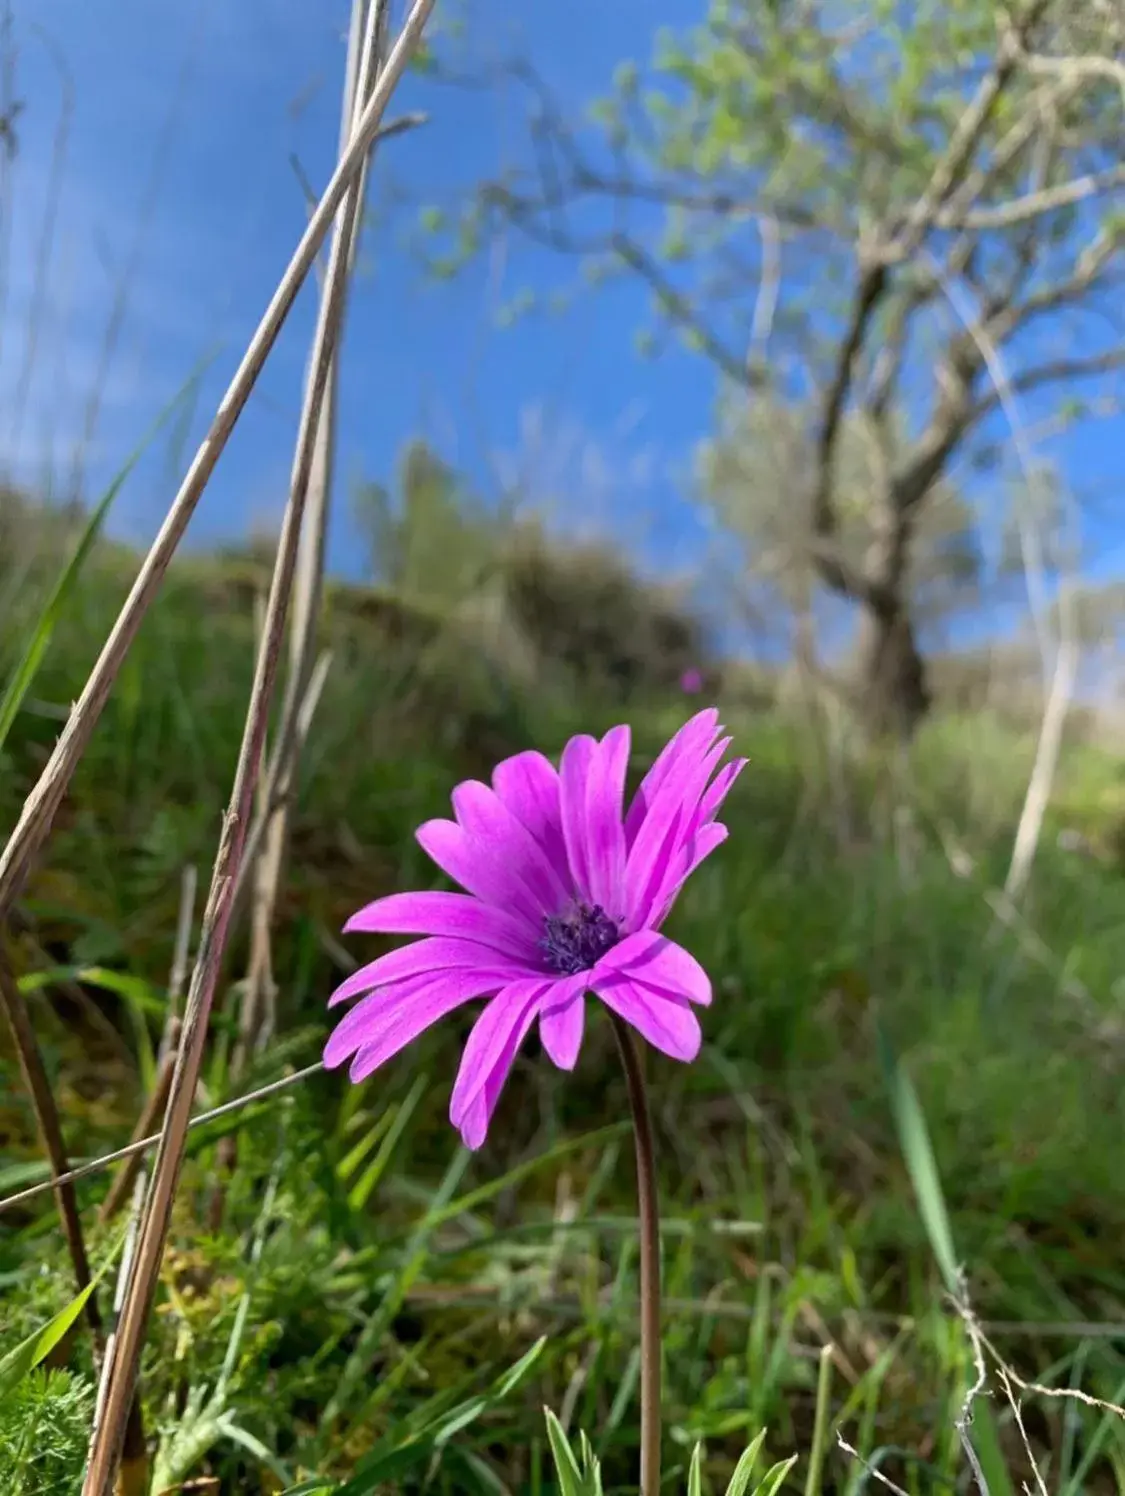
609, 1014, 662, 1496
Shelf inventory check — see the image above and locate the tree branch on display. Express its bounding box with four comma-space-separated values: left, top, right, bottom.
969, 345, 1125, 425
810, 260, 889, 598
612, 232, 765, 389
938, 161, 1125, 230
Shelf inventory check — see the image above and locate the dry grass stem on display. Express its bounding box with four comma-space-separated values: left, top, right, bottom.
242, 0, 387, 1071
88, 867, 196, 1494
0, 0, 435, 924
0, 943, 103, 1350
0, 1061, 324, 1218
213, 0, 386, 1229
835, 1432, 912, 1496
96, 1030, 180, 1226
80, 14, 434, 1485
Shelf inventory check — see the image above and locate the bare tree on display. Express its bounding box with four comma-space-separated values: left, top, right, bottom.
430, 0, 1125, 735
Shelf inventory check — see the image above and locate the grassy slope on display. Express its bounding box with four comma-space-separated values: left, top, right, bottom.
3, 542, 1125, 1493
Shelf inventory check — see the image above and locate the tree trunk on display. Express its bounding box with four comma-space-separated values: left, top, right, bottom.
857, 599, 930, 740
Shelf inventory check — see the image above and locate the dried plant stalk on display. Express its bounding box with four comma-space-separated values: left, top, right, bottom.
0, 946, 103, 1350
79, 6, 436, 1490
0, 1062, 323, 1217
212, 1, 384, 1231
243, 0, 388, 1067
0, 0, 435, 923
89, 866, 196, 1495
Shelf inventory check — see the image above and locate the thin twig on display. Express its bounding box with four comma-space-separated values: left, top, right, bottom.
997, 1367, 1049, 1496
0, 0, 436, 924
96, 1031, 180, 1226
241, 0, 385, 1074
835, 1433, 912, 1496
0, 943, 104, 1350
89, 867, 196, 1495
918, 250, 1079, 902
0, 1062, 325, 1217
952, 1276, 994, 1496
98, 865, 195, 1227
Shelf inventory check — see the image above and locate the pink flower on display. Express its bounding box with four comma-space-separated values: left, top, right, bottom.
679, 668, 704, 694
324, 709, 745, 1149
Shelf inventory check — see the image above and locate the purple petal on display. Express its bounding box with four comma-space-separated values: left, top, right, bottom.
582, 726, 630, 915
559, 734, 597, 897
538, 974, 589, 1069
492, 750, 569, 879
347, 973, 498, 1083
328, 936, 527, 1008
623, 735, 732, 929
591, 973, 703, 1062
622, 798, 689, 935
450, 978, 549, 1149
417, 818, 543, 925
451, 780, 571, 915
593, 931, 711, 1007
695, 756, 748, 832
624, 709, 721, 847
323, 968, 505, 1075
650, 823, 729, 928
344, 891, 538, 960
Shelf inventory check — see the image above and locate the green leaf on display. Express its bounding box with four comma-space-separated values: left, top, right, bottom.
876, 1019, 959, 1293
543, 1409, 586, 1496
0, 1281, 98, 1399
877, 1021, 1015, 1496
725, 1430, 768, 1496
754, 1455, 799, 1496
689, 1442, 705, 1496
0, 359, 212, 755
335, 1339, 547, 1495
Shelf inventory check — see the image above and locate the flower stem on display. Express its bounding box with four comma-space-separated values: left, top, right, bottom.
610, 1014, 662, 1496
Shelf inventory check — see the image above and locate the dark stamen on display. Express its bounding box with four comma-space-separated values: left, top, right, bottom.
540, 902, 620, 976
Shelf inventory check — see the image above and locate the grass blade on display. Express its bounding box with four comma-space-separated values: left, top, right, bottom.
0, 360, 212, 755
725, 1430, 768, 1496
0, 1281, 98, 1398
876, 1019, 958, 1293
877, 1020, 1015, 1496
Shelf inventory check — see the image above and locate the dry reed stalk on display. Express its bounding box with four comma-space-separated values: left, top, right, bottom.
210, 3, 386, 1234
0, 945, 103, 1352
242, 0, 387, 1068
89, 866, 196, 1496
79, 7, 436, 1488
0, 0, 435, 924
0, 1061, 324, 1218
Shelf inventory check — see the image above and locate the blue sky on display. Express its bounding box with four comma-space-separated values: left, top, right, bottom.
4, 0, 719, 583
5, 0, 1125, 644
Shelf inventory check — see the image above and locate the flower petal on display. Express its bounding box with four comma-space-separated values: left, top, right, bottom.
651, 823, 729, 928
622, 798, 689, 935
696, 757, 747, 831
593, 931, 711, 1007
559, 734, 597, 897
624, 709, 721, 847
538, 974, 589, 1069
323, 968, 504, 1074
450, 978, 549, 1149
591, 974, 703, 1062
623, 735, 732, 929
451, 780, 571, 914
416, 818, 542, 924
583, 725, 630, 915
346, 970, 506, 1083
492, 750, 569, 878
328, 936, 527, 1008
344, 891, 538, 960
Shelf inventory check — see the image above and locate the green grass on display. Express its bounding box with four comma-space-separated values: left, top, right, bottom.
3, 521, 1125, 1492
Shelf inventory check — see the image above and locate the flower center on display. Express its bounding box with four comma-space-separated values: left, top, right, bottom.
540, 902, 620, 976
